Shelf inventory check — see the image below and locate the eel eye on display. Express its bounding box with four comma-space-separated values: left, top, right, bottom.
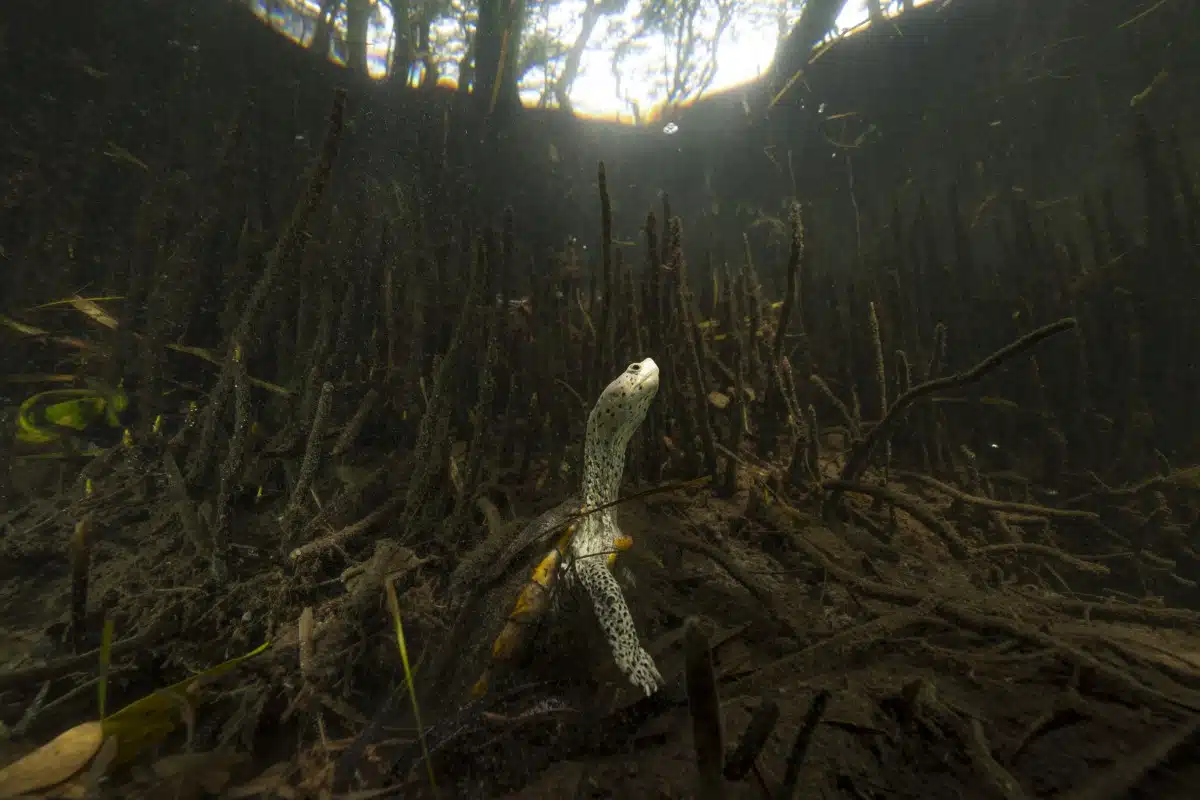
628, 363, 640, 373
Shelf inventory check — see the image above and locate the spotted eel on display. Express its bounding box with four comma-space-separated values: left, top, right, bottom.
565, 358, 664, 696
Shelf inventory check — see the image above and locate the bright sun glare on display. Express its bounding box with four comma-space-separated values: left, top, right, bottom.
255, 1, 934, 122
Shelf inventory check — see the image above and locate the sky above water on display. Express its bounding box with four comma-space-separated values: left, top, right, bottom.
257, 0, 934, 121
557, 0, 933, 119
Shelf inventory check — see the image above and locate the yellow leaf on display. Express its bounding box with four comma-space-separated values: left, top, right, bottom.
0, 314, 49, 336
0, 720, 104, 798
101, 642, 269, 765
68, 296, 119, 330
708, 391, 730, 409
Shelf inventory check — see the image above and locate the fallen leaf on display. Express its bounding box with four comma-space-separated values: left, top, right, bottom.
0, 720, 104, 798
708, 391, 730, 409
68, 296, 118, 329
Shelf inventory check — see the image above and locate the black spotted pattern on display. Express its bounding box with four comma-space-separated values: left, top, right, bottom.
566, 358, 663, 696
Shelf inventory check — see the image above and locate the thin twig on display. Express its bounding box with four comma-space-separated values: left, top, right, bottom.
896, 470, 1099, 521
836, 318, 1076, 489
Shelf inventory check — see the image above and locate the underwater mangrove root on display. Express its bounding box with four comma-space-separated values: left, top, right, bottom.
729, 607, 937, 698
67, 515, 95, 654
187, 88, 346, 483
777, 688, 830, 800
288, 494, 404, 562
971, 542, 1110, 576
723, 697, 780, 783
822, 478, 971, 558
655, 521, 800, 637
1051, 714, 1200, 800
784, 530, 1200, 713
331, 387, 379, 457
902, 678, 1027, 800
683, 617, 725, 800
894, 470, 1100, 522
280, 380, 334, 541
835, 317, 1077, 490
0, 606, 179, 694
211, 348, 252, 579
162, 451, 207, 556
